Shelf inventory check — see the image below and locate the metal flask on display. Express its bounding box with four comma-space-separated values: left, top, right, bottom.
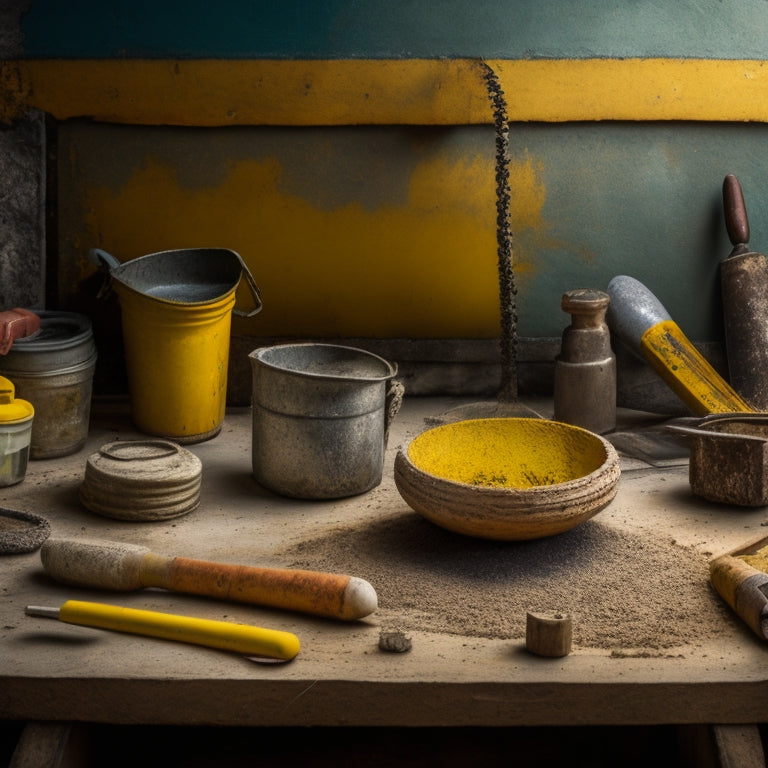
720, 174, 768, 411
553, 289, 616, 435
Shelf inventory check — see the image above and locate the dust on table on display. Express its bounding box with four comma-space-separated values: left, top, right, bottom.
282, 513, 736, 652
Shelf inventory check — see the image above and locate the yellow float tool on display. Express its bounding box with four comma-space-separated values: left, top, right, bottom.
606, 275, 754, 416
26, 600, 300, 661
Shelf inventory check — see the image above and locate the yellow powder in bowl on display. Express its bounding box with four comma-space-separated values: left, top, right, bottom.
406, 418, 608, 489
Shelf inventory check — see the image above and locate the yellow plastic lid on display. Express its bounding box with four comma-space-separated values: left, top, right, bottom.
0, 375, 34, 423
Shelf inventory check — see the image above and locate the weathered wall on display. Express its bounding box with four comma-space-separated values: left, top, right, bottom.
13, 0, 768, 59
0, 1, 44, 309
0, 112, 45, 308
4, 0, 768, 400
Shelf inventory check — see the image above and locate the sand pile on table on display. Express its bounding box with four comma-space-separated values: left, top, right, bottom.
283, 513, 736, 651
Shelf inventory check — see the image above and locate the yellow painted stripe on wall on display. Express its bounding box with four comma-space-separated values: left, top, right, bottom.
2, 58, 768, 125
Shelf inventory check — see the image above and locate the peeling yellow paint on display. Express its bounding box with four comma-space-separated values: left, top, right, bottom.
505, 154, 548, 280
509, 155, 546, 233
79, 149, 507, 338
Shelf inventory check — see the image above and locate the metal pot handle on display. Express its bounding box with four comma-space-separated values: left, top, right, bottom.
384, 375, 404, 448
665, 423, 768, 445
233, 251, 263, 318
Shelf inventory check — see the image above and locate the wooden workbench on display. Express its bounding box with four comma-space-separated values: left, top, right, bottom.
1, 397, 768, 763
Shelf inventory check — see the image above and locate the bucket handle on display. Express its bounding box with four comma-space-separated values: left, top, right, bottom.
232, 251, 263, 318
89, 248, 121, 271
88, 248, 120, 300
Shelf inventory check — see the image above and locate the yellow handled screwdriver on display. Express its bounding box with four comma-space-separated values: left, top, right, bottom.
606, 275, 755, 416
26, 600, 300, 661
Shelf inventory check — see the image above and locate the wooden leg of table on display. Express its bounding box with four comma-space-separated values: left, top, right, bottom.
713, 724, 766, 768
9, 722, 73, 768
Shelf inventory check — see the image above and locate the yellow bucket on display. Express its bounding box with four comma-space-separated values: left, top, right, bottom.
90, 248, 262, 443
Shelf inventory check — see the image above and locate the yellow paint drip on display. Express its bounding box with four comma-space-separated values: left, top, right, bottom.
407, 418, 608, 489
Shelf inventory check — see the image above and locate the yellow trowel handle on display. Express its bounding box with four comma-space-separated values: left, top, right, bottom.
641, 320, 754, 416
606, 275, 755, 416
32, 600, 300, 660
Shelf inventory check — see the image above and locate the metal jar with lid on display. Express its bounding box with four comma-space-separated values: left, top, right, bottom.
0, 310, 97, 459
0, 376, 34, 487
79, 439, 202, 521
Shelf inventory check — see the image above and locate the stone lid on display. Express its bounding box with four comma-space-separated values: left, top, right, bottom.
79, 439, 202, 521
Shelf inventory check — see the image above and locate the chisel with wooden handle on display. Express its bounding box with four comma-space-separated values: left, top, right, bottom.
710, 552, 768, 641
606, 274, 754, 416
40, 537, 377, 621
26, 600, 301, 660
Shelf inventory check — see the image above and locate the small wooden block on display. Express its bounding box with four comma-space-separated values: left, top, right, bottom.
526, 611, 573, 657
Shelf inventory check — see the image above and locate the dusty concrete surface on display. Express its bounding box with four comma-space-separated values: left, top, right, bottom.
0, 396, 767, 735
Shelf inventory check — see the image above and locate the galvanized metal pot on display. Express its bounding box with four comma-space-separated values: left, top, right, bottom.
249, 343, 400, 499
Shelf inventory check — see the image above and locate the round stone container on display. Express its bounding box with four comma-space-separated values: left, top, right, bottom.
79, 439, 202, 521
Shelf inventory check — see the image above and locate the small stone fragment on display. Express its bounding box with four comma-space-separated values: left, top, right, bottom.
378, 630, 412, 653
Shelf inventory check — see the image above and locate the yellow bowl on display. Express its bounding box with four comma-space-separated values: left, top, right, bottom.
394, 418, 621, 540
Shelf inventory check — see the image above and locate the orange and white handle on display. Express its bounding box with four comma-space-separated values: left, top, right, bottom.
41, 536, 378, 621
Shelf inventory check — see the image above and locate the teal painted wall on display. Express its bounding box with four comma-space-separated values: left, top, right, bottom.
55, 119, 768, 342
510, 122, 768, 340
12, 0, 768, 350
18, 0, 768, 59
